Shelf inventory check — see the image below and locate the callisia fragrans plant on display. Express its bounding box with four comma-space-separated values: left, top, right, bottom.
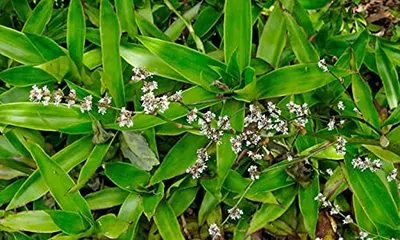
0, 0, 399, 239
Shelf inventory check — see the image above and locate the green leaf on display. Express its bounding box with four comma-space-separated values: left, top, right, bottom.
85, 187, 129, 210
343, 149, 400, 237
246, 165, 295, 198
0, 103, 92, 134
198, 191, 219, 224
0, 179, 25, 207
0, 211, 60, 233
257, 4, 286, 68
224, 0, 252, 70
192, 6, 221, 39
352, 30, 369, 70
384, 107, 400, 126
136, 13, 170, 41
150, 134, 208, 184
120, 43, 188, 83
47, 211, 90, 235
285, 12, 319, 63
363, 145, 400, 163
118, 192, 143, 222
352, 74, 380, 129
28, 143, 93, 222
0, 25, 44, 64
353, 195, 379, 235
71, 141, 113, 192
217, 100, 244, 187
22, 0, 53, 34
11, 0, 32, 22
164, 2, 201, 41
235, 64, 352, 101
298, 176, 319, 238
100, 0, 125, 107
105, 162, 150, 191
168, 187, 198, 216
96, 214, 129, 239
115, 0, 138, 39
117, 193, 143, 240
248, 186, 297, 234
0, 65, 57, 87
120, 131, 159, 171
7, 136, 94, 210
143, 182, 164, 219
83, 48, 102, 70
376, 39, 400, 109
36, 56, 71, 82
67, 0, 86, 72
137, 36, 227, 92
298, 0, 329, 9
154, 202, 185, 240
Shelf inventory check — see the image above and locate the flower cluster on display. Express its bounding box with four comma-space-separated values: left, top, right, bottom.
387, 168, 398, 182
314, 193, 353, 225
29, 85, 138, 128
286, 101, 309, 127
208, 223, 221, 240
248, 165, 260, 180
29, 85, 114, 115
227, 207, 243, 220
337, 101, 345, 111
230, 104, 288, 157
351, 156, 382, 172
131, 67, 153, 81
185, 148, 210, 179
186, 109, 231, 144
318, 59, 329, 72
336, 136, 347, 154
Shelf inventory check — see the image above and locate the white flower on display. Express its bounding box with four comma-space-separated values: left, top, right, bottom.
141, 92, 157, 114
352, 156, 382, 172
66, 89, 77, 108
98, 94, 112, 115
248, 165, 260, 180
203, 111, 216, 123
336, 137, 347, 154
326, 168, 334, 176
230, 135, 243, 154
287, 101, 309, 127
287, 153, 293, 161
186, 159, 207, 179
141, 81, 158, 93
131, 67, 153, 81
53, 88, 64, 106
247, 151, 264, 161
156, 95, 170, 113
360, 231, 368, 239
329, 204, 341, 215
353, 107, 362, 115
387, 169, 398, 182
328, 118, 335, 131
29, 85, 43, 102
208, 223, 221, 239
217, 116, 231, 130
80, 95, 93, 113
169, 90, 182, 102
337, 101, 345, 110
187, 108, 198, 124
196, 148, 209, 162
314, 193, 326, 202
41, 86, 51, 106
318, 59, 329, 72
343, 215, 353, 224
228, 207, 243, 220
117, 107, 133, 128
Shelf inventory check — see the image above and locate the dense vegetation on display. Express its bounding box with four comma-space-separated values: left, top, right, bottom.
0, 0, 399, 239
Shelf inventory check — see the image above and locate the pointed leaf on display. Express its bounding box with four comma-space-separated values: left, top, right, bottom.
100, 0, 125, 107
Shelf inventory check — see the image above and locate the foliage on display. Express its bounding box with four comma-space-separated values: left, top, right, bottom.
0, 0, 399, 239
